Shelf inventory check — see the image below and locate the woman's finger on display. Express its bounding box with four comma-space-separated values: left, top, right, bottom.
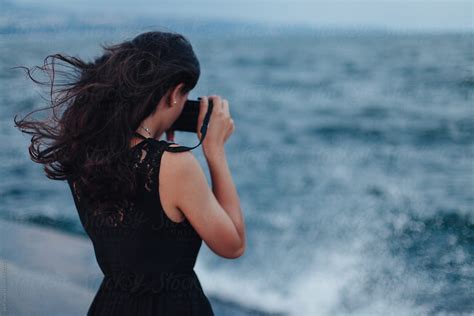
222, 99, 229, 116
210, 95, 223, 111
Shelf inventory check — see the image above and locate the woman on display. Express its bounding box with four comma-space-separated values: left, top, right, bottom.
13, 30, 246, 315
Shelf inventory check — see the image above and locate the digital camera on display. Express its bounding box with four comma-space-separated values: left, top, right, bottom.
170, 99, 214, 133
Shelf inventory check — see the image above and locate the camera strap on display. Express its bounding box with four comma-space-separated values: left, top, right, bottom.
133, 101, 213, 153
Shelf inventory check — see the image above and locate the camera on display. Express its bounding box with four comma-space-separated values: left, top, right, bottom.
170, 99, 214, 133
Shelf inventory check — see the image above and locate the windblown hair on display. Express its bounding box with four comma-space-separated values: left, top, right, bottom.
13, 30, 200, 216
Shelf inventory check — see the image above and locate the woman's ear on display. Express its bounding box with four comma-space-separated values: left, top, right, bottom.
170, 83, 187, 105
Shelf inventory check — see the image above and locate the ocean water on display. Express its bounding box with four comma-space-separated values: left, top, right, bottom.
1, 3, 473, 315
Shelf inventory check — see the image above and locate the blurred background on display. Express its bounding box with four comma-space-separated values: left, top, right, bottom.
0, 0, 473, 315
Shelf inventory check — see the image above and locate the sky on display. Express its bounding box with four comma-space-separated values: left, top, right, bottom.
9, 0, 474, 31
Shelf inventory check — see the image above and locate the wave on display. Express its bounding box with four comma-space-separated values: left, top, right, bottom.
384, 211, 474, 313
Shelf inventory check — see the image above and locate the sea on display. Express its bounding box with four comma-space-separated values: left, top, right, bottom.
0, 1, 473, 315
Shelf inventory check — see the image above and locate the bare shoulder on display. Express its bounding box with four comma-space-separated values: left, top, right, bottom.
160, 142, 203, 189
160, 144, 209, 209
159, 142, 201, 222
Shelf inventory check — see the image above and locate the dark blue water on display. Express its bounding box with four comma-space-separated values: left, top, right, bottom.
1, 2, 473, 314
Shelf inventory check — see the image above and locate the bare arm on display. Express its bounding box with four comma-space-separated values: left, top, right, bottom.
205, 148, 246, 256
171, 150, 245, 259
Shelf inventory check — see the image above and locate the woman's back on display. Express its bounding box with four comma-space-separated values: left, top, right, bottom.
66, 134, 214, 315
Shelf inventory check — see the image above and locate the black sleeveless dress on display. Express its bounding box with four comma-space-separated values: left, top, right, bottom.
66, 133, 214, 315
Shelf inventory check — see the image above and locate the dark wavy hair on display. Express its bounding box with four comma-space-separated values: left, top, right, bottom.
13, 30, 200, 216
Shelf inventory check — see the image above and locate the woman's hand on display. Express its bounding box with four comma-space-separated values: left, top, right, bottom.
197, 95, 235, 159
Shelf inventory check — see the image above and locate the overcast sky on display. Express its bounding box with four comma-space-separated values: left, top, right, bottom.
11, 0, 474, 31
